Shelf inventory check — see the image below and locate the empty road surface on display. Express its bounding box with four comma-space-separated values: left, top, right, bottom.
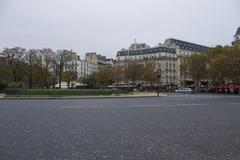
0, 94, 240, 160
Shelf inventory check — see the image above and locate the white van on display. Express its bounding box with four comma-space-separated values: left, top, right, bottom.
54, 82, 68, 89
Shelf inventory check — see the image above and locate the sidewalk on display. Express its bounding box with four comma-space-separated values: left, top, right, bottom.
1, 92, 167, 100
0, 94, 5, 99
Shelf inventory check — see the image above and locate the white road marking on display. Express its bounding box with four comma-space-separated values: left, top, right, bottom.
60, 105, 98, 109
168, 94, 239, 98
59, 101, 240, 109
177, 103, 209, 106
222, 102, 240, 105
128, 104, 162, 107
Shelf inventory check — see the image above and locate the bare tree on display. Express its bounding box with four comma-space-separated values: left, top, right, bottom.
53, 50, 76, 89
25, 49, 38, 88
40, 48, 54, 88
2, 47, 26, 83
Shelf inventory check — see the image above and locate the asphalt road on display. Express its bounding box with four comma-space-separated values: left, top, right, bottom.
0, 94, 240, 160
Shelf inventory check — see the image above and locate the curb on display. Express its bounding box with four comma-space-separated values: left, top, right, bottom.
1, 95, 166, 100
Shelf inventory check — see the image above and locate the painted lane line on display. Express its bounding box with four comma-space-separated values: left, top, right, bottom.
177, 103, 209, 106
60, 106, 98, 109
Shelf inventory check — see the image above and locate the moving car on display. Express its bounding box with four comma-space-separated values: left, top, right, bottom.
175, 88, 193, 94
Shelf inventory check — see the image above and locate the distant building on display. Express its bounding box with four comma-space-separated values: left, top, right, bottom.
164, 38, 210, 54
117, 39, 210, 88
65, 60, 98, 80
65, 51, 115, 80
85, 52, 107, 68
0, 54, 6, 64
164, 38, 210, 86
128, 42, 150, 50
117, 42, 178, 88
85, 52, 97, 64
232, 27, 240, 45
63, 50, 80, 61
64, 50, 98, 80
106, 58, 116, 68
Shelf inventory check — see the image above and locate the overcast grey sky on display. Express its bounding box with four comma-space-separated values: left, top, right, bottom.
0, 0, 239, 58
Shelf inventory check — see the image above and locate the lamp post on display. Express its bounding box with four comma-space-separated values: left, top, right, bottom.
127, 49, 130, 91
154, 56, 161, 97
116, 57, 119, 96
157, 69, 161, 96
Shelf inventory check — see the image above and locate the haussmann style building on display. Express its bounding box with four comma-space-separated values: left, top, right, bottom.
116, 39, 210, 90
232, 27, 240, 46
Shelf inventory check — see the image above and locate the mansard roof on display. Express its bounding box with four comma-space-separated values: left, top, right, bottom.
96, 55, 107, 61
117, 46, 176, 56
235, 27, 240, 36
165, 38, 210, 53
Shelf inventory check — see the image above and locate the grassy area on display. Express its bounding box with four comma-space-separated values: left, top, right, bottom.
4, 88, 126, 96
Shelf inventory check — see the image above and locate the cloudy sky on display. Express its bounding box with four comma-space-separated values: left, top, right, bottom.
0, 0, 239, 58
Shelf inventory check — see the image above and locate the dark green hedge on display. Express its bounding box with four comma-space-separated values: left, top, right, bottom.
0, 81, 8, 92
5, 88, 126, 96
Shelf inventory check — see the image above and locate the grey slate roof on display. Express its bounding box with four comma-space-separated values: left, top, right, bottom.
235, 27, 240, 36
165, 38, 210, 53
117, 46, 176, 56
96, 55, 107, 61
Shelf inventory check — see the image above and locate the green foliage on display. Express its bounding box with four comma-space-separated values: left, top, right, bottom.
84, 72, 97, 88
7, 82, 23, 88
208, 45, 240, 84
124, 61, 144, 84
0, 81, 8, 92
96, 66, 114, 88
4, 88, 21, 95
143, 63, 156, 87
181, 45, 240, 86
181, 54, 208, 83
62, 71, 78, 87
0, 63, 12, 82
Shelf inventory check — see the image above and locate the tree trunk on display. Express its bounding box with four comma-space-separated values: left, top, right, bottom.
29, 66, 33, 88
59, 71, 62, 89
29, 74, 32, 88
195, 80, 199, 92
13, 70, 17, 83
53, 78, 56, 89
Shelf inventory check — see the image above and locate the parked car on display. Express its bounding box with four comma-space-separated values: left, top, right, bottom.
175, 88, 193, 94
54, 82, 68, 89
